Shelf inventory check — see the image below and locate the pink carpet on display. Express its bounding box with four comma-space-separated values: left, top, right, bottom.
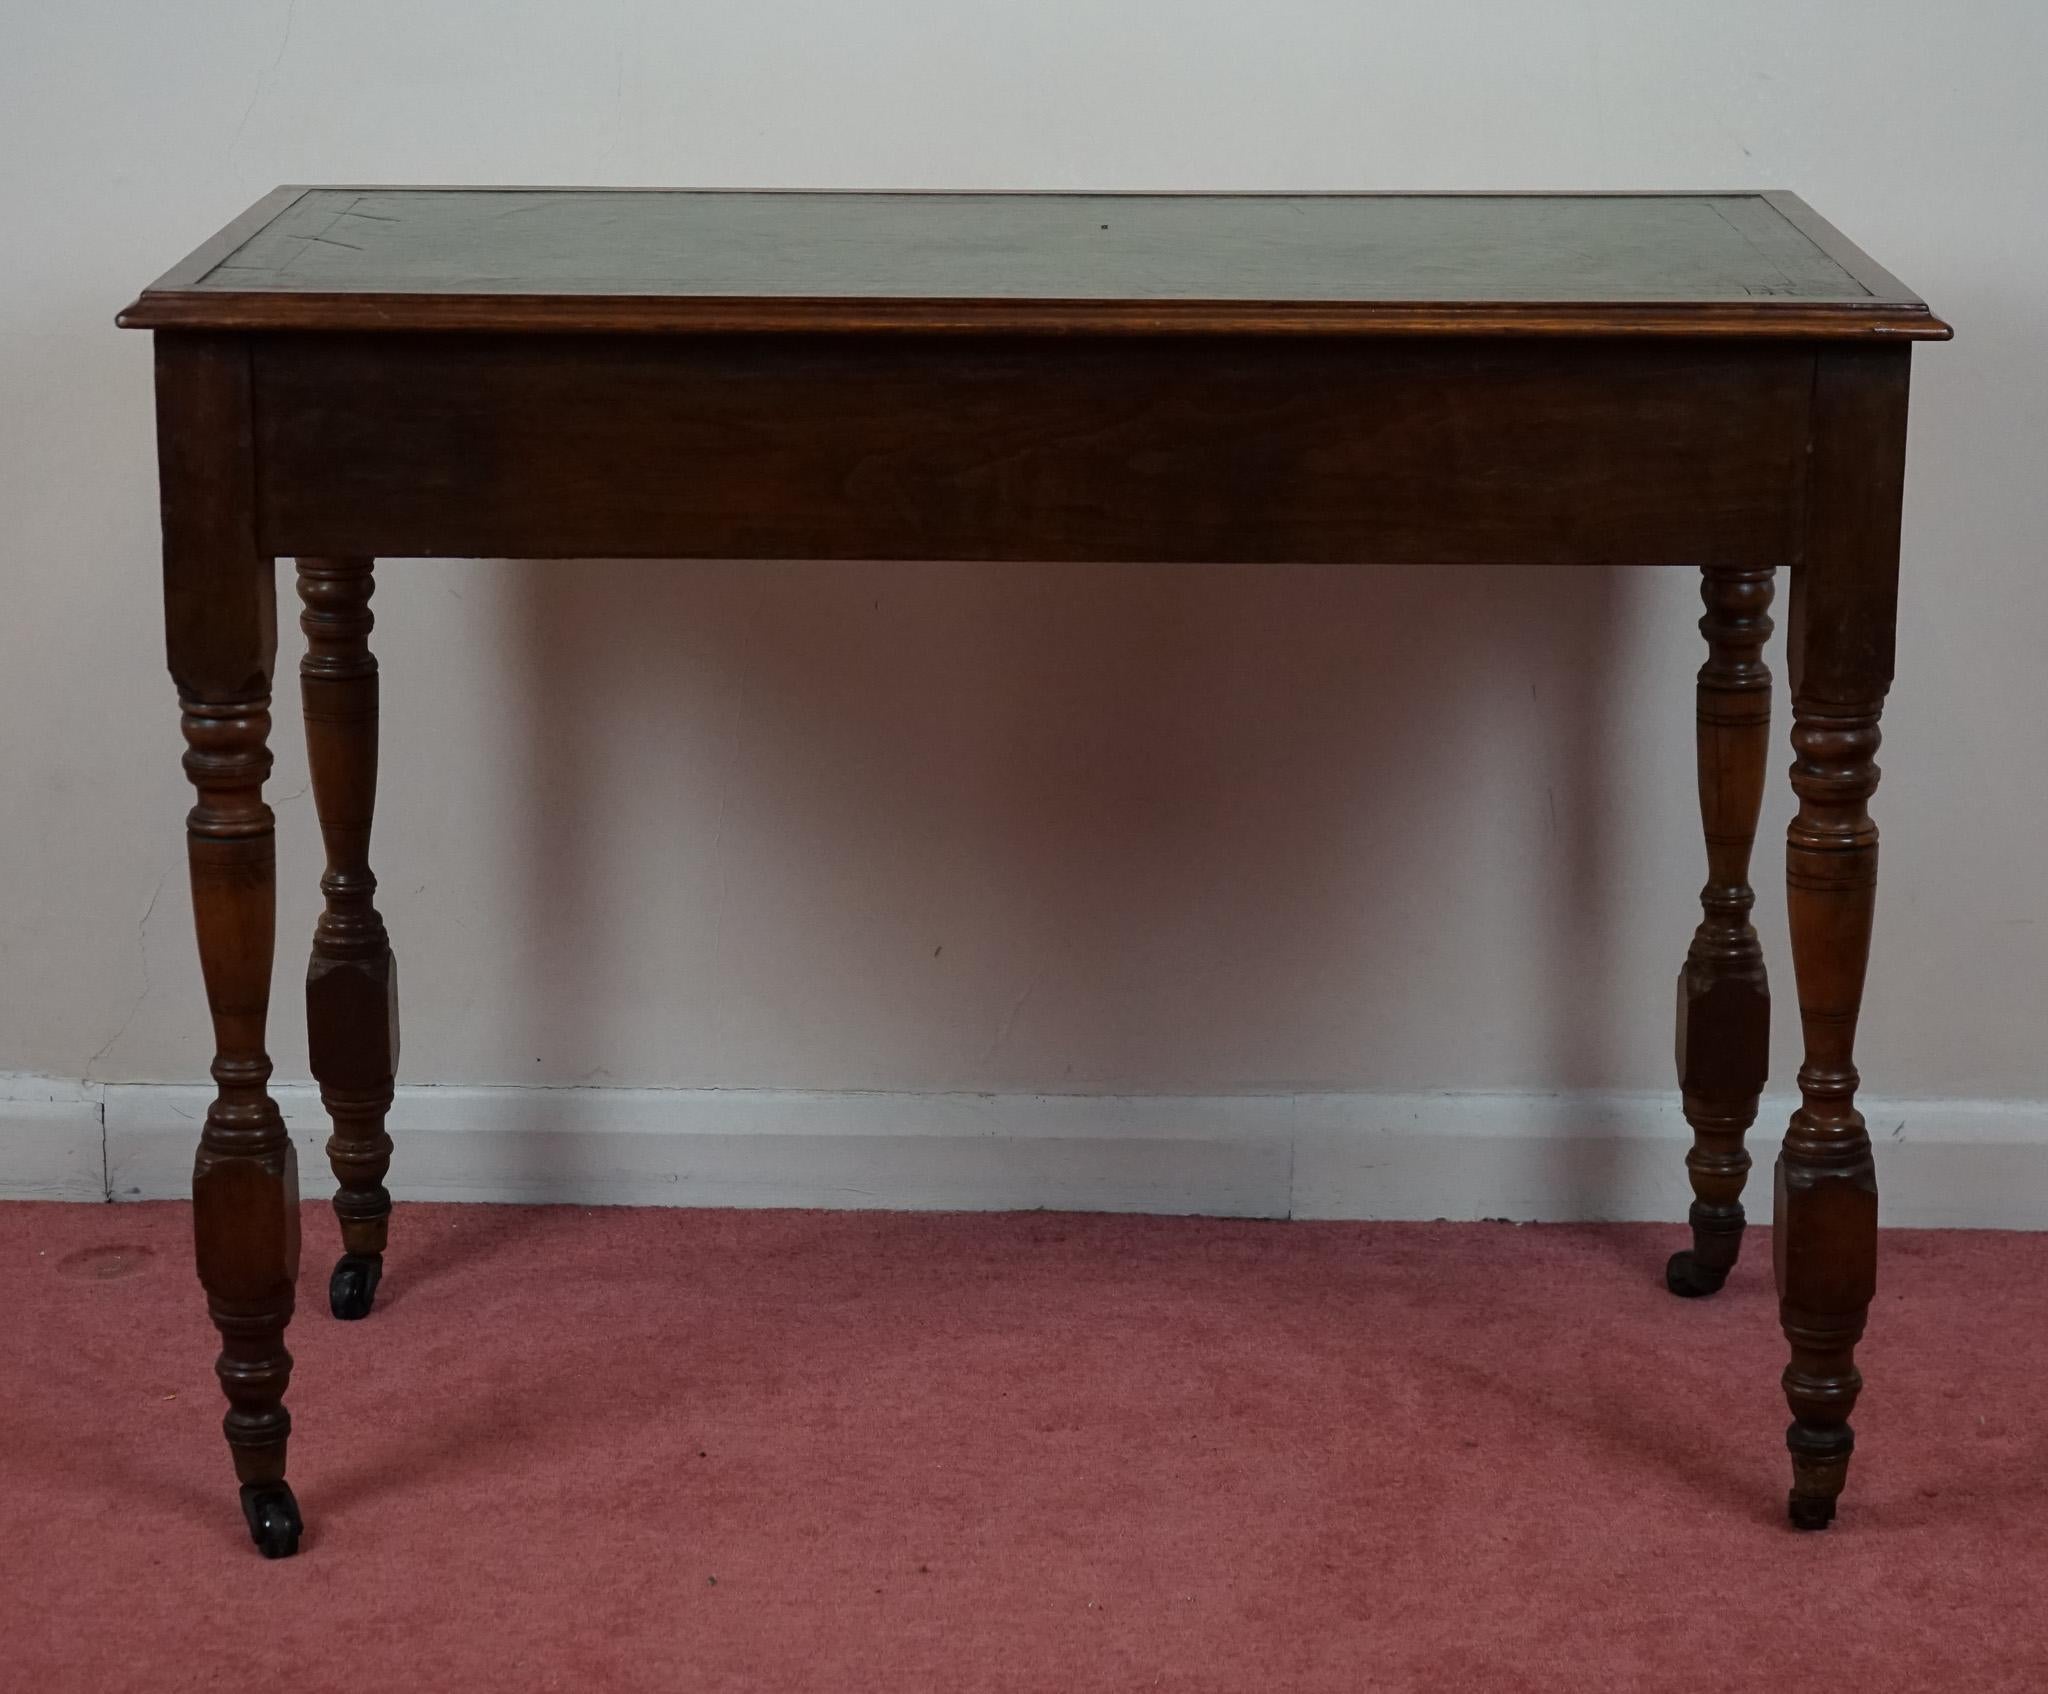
5, 1201, 2044, 1692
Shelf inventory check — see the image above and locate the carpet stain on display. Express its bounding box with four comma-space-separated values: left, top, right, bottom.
53, 1242, 156, 1280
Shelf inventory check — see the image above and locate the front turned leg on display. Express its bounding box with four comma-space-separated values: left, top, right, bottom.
1667, 566, 1773, 1298
1774, 344, 1907, 1530
299, 558, 399, 1320
160, 335, 301, 1556
1777, 693, 1882, 1529
184, 690, 303, 1558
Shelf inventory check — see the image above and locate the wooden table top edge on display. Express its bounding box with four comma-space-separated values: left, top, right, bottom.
115, 185, 1950, 341
115, 293, 1953, 339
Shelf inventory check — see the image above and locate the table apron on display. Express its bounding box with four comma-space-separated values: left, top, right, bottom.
248, 333, 1816, 567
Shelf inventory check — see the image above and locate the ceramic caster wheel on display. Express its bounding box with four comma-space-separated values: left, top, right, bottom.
240, 1483, 303, 1559
329, 1253, 383, 1320
1664, 1249, 1729, 1299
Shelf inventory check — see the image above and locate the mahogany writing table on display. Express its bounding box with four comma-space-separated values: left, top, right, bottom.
119, 188, 1949, 1556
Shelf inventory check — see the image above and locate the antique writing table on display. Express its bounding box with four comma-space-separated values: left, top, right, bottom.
119, 189, 1949, 1557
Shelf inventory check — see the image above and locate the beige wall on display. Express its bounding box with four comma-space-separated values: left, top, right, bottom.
3, 4, 2043, 1124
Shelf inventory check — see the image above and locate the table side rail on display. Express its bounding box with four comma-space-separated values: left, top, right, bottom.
247, 332, 1816, 568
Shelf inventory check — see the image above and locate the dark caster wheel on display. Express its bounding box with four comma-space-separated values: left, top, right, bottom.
1787, 1493, 1837, 1532
239, 1482, 303, 1559
329, 1252, 384, 1320
1664, 1249, 1730, 1299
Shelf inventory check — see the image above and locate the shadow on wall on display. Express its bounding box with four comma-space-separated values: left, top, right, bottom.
473, 556, 1648, 1125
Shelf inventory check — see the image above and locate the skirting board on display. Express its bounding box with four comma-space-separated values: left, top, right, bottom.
0, 1078, 107, 1201
4, 1075, 2046, 1226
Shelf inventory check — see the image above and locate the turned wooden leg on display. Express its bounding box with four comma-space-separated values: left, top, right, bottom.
1666, 566, 1773, 1298
300, 558, 399, 1321
159, 336, 302, 1556
184, 693, 302, 1557
1774, 346, 1908, 1530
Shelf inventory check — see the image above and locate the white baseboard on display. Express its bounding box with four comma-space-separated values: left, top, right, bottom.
5, 1075, 2045, 1226
0, 1077, 105, 1200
